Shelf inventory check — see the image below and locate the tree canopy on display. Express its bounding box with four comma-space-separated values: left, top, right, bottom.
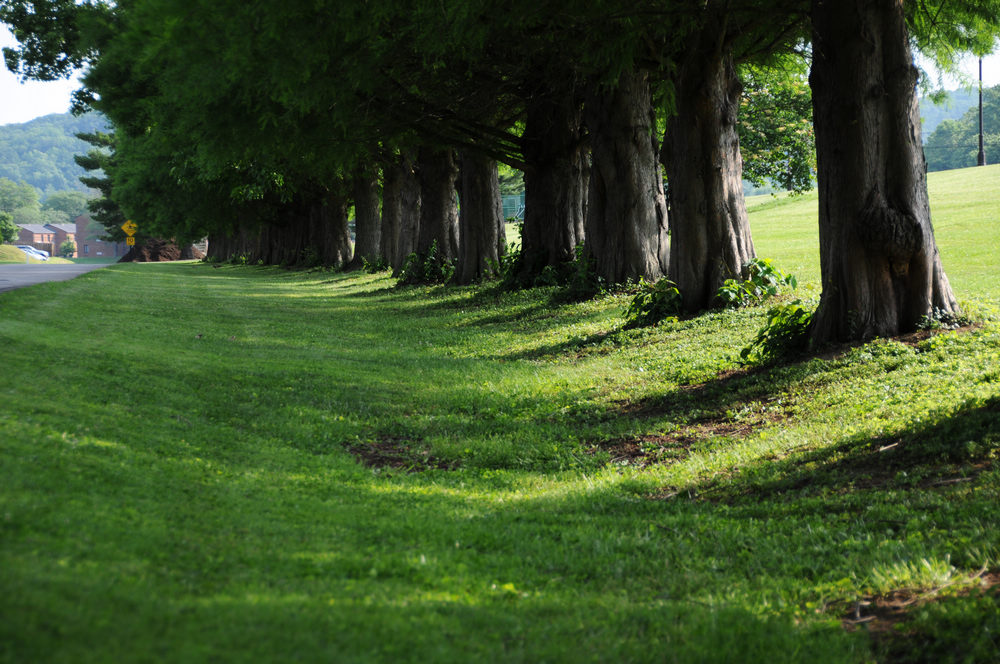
2, 0, 998, 337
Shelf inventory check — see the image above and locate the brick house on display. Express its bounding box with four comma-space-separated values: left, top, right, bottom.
46, 223, 78, 257
16, 224, 55, 255
74, 214, 128, 259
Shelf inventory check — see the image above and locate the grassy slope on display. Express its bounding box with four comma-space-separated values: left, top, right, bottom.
1, 167, 998, 663
0, 245, 74, 264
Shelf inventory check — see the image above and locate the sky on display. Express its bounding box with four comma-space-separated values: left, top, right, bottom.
1, 25, 83, 125
2, 23, 1000, 126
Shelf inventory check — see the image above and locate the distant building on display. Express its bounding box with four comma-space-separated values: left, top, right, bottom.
73, 214, 128, 258
46, 223, 78, 257
16, 224, 55, 255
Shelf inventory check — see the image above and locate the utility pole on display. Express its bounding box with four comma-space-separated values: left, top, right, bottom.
978, 57, 986, 166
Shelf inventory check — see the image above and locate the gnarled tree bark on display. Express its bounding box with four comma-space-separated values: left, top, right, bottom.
662, 27, 754, 312
456, 150, 505, 284
383, 150, 421, 274
585, 70, 669, 284
347, 167, 382, 270
207, 188, 352, 268
518, 92, 588, 283
416, 146, 459, 262
810, 0, 959, 342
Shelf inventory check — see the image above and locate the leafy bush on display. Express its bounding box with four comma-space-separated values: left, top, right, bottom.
491, 242, 523, 288
361, 256, 390, 273
917, 307, 973, 331
740, 299, 813, 364
399, 240, 455, 285
623, 278, 682, 329
551, 244, 606, 303
59, 239, 76, 257
717, 257, 796, 308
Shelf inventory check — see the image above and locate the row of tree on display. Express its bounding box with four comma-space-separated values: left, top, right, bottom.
2, 0, 997, 342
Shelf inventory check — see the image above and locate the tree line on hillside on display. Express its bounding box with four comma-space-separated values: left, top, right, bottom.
0, 111, 107, 195
919, 88, 978, 137
1, 0, 998, 343
925, 85, 1000, 171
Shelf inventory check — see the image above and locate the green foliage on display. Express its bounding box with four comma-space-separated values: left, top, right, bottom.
924, 85, 1000, 172
0, 112, 109, 195
740, 300, 813, 364
74, 130, 127, 240
490, 241, 523, 289
551, 244, 606, 303
738, 64, 816, 194
43, 190, 89, 221
497, 163, 524, 196
623, 278, 682, 329
361, 255, 391, 273
716, 257, 797, 308
917, 307, 974, 331
399, 240, 455, 285
0, 176, 38, 213
0, 211, 17, 243
919, 88, 977, 137
58, 238, 76, 257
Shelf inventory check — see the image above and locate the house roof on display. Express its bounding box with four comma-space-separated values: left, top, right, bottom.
17, 224, 49, 234
46, 224, 77, 233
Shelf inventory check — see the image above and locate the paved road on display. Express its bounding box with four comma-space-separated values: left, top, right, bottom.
0, 263, 113, 294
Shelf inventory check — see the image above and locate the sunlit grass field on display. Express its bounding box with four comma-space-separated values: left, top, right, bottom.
1, 165, 998, 662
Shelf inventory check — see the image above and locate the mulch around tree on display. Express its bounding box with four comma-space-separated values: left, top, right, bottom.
118, 239, 206, 262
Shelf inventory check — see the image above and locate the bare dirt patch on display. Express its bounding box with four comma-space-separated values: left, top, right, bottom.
345, 435, 459, 472
590, 405, 792, 468
841, 571, 1000, 636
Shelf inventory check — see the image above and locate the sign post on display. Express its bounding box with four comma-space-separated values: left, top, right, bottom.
121, 220, 138, 248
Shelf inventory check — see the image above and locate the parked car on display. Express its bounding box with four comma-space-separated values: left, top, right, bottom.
16, 245, 48, 261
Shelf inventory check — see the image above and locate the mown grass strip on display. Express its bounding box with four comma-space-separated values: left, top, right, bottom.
1, 165, 999, 662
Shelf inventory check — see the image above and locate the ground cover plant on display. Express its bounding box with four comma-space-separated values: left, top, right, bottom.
1, 165, 999, 662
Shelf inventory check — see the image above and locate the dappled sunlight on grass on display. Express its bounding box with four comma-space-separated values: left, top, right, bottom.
3, 179, 1000, 662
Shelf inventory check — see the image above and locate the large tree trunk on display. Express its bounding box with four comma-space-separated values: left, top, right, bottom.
662, 30, 754, 312
347, 167, 382, 270
205, 191, 351, 268
261, 190, 352, 267
810, 0, 959, 342
416, 146, 459, 262
456, 150, 505, 284
585, 71, 669, 284
518, 92, 588, 283
383, 150, 421, 274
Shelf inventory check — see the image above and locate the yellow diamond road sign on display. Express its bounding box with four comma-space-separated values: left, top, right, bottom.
121, 220, 138, 236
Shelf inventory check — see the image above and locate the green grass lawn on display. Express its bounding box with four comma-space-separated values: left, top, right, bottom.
1, 166, 999, 663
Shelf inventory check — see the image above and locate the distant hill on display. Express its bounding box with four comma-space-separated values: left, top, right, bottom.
919, 89, 978, 140
0, 112, 109, 197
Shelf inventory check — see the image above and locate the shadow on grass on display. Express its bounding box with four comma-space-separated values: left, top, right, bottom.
2, 415, 865, 663
693, 395, 1000, 504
